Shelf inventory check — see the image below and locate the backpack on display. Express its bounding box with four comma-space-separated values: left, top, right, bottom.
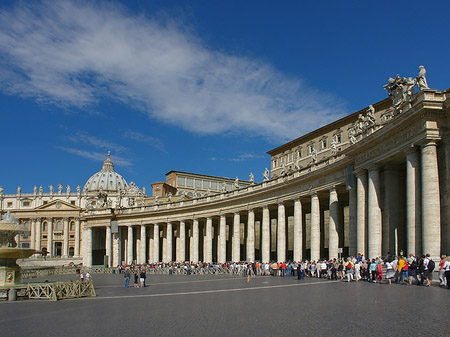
346, 262, 352, 270
428, 259, 435, 272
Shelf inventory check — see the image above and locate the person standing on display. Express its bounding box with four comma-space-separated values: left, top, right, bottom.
124, 269, 130, 288
139, 269, 146, 288
385, 257, 394, 285
443, 257, 450, 289
439, 255, 447, 287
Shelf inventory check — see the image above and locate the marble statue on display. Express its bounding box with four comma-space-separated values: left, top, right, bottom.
416, 65, 429, 90
311, 148, 317, 163
330, 140, 338, 156
263, 168, 270, 181
76, 185, 81, 193
365, 105, 376, 127
58, 184, 63, 194
249, 173, 254, 184
39, 185, 43, 194
234, 177, 239, 189
222, 182, 227, 192
0, 186, 3, 194
66, 185, 70, 194
167, 192, 172, 202
17, 186, 21, 194
33, 185, 37, 194
142, 187, 146, 195
49, 185, 54, 194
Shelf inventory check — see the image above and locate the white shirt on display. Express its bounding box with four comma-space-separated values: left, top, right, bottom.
443, 261, 450, 271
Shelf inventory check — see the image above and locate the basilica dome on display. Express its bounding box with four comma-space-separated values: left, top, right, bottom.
83, 153, 128, 193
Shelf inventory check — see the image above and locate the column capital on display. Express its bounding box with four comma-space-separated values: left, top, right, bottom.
354, 168, 367, 177
63, 217, 69, 222
311, 191, 318, 198
405, 144, 418, 155
46, 217, 53, 222
420, 139, 437, 148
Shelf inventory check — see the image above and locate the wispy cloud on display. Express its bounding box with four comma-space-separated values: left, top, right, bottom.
123, 131, 166, 152
210, 153, 266, 162
65, 132, 127, 153
0, 0, 346, 141
58, 146, 132, 168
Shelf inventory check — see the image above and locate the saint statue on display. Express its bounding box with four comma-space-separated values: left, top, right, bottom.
416, 65, 429, 90
66, 185, 71, 194
33, 185, 38, 194
76, 185, 81, 193
58, 184, 63, 194
263, 168, 270, 181
39, 185, 43, 194
17, 186, 21, 194
234, 177, 239, 189
249, 172, 254, 184
49, 185, 54, 194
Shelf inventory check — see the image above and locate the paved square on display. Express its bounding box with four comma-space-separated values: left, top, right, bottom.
0, 273, 447, 336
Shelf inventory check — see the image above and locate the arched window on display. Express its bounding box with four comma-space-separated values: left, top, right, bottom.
70, 222, 75, 231
69, 247, 74, 257
42, 222, 48, 231
56, 220, 62, 231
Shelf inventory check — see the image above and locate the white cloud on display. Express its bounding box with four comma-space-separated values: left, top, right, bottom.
65, 132, 127, 153
123, 131, 166, 152
58, 146, 132, 168
0, 0, 346, 141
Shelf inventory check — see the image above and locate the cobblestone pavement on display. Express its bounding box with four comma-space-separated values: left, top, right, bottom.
1, 274, 448, 337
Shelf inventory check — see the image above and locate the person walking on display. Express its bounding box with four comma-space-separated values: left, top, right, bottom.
385, 257, 394, 285
443, 256, 450, 289
439, 255, 447, 287
124, 269, 130, 288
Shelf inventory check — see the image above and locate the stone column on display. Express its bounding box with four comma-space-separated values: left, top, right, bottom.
329, 188, 339, 259
30, 218, 36, 250
262, 206, 270, 263
421, 140, 441, 259
74, 217, 80, 257
311, 193, 320, 262
368, 166, 382, 259
192, 219, 199, 263
383, 166, 400, 256
63, 217, 69, 258
406, 146, 421, 256
105, 225, 112, 267
139, 225, 146, 264
219, 215, 226, 263
356, 170, 367, 256
277, 203, 286, 262
179, 221, 186, 262
348, 184, 357, 256
47, 217, 53, 257
166, 222, 173, 262
247, 209, 255, 262
82, 226, 93, 267
127, 225, 133, 264
153, 224, 160, 263
293, 199, 303, 261
112, 228, 120, 267
35, 218, 42, 251
205, 217, 212, 263
232, 212, 240, 262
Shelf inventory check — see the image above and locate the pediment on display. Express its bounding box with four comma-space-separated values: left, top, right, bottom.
34, 199, 81, 211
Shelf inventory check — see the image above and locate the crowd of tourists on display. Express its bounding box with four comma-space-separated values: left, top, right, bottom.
116, 253, 450, 289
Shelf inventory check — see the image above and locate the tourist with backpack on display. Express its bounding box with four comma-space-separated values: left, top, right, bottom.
424, 253, 435, 287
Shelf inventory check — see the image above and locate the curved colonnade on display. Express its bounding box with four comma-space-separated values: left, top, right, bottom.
82, 90, 449, 267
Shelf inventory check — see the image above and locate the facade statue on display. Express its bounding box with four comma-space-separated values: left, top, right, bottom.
263, 168, 270, 181
249, 172, 254, 184
234, 177, 239, 189
33, 185, 37, 194
221, 182, 227, 192
49, 185, 54, 194
142, 187, 146, 196
0, 186, 3, 194
58, 184, 63, 194
365, 105, 376, 127
416, 65, 429, 90
310, 148, 317, 163
66, 185, 71, 194
76, 185, 81, 194
167, 192, 172, 202
330, 140, 338, 156
39, 185, 43, 194
17, 186, 21, 194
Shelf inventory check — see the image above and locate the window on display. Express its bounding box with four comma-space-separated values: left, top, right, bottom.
319, 138, 327, 150
307, 143, 315, 155
56, 220, 62, 232
7, 202, 12, 208
195, 179, 202, 188
202, 180, 210, 189
211, 181, 218, 190
296, 148, 303, 159
69, 247, 74, 257
70, 200, 76, 205
42, 222, 48, 231
287, 153, 293, 163
43, 201, 48, 205
273, 160, 277, 168
177, 176, 185, 187
21, 243, 30, 248
70, 222, 75, 231
333, 133, 342, 144
186, 178, 194, 188
22, 201, 30, 207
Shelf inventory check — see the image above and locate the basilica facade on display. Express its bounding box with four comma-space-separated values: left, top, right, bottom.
2, 69, 449, 267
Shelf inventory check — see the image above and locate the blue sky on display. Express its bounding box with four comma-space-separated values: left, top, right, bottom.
0, 0, 449, 194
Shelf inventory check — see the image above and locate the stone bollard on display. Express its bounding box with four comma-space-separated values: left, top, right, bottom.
8, 288, 17, 301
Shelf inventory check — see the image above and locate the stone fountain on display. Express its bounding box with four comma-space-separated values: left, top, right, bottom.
0, 211, 35, 288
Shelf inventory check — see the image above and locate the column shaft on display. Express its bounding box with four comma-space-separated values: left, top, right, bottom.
105, 225, 112, 267
311, 193, 320, 262
205, 218, 212, 263
348, 184, 357, 256
247, 210, 255, 262
192, 219, 199, 262
35, 218, 42, 251
63, 218, 69, 258
356, 171, 367, 256
293, 199, 303, 261
262, 207, 270, 263
329, 189, 339, 259
406, 147, 421, 255
277, 203, 286, 262
178, 221, 186, 262
127, 226, 133, 264
112, 228, 120, 267
83, 227, 93, 267
219, 215, 226, 263
232, 213, 240, 262
153, 224, 160, 263
368, 167, 382, 259
74, 218, 80, 257
139, 225, 146, 264
166, 222, 173, 262
47, 218, 53, 257
421, 141, 441, 259
30, 219, 36, 250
